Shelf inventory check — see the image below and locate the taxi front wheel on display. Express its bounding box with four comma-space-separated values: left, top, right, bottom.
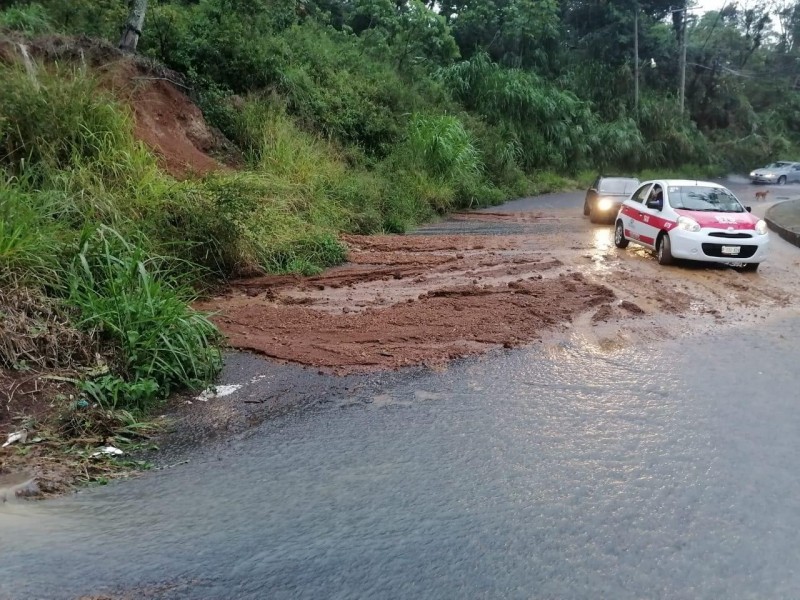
657, 233, 673, 265
614, 221, 629, 249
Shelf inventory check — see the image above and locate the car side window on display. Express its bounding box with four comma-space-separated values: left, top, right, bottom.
649, 184, 663, 203
631, 184, 652, 204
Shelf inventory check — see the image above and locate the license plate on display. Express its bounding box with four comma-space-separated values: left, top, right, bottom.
721, 246, 740, 255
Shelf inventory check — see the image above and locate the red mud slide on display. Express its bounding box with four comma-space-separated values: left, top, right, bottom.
197, 234, 616, 373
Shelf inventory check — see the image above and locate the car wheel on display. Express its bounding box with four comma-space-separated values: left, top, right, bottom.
589, 206, 601, 223
741, 262, 760, 272
614, 221, 629, 248
583, 200, 590, 216
778, 176, 787, 185
657, 233, 673, 265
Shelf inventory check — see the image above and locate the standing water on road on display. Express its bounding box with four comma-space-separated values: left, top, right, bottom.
2, 315, 800, 599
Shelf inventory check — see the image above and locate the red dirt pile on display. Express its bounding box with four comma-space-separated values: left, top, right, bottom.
198, 234, 616, 373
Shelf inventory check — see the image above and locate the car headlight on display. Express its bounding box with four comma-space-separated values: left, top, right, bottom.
765, 173, 774, 178
676, 216, 701, 232
755, 220, 768, 235
750, 171, 756, 177
597, 198, 614, 211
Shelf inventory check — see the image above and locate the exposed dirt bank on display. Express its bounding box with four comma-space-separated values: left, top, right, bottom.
0, 33, 241, 178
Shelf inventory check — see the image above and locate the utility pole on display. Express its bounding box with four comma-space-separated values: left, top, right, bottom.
634, 5, 640, 113
678, 5, 687, 112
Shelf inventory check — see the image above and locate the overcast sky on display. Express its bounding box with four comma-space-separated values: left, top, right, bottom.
693, 0, 774, 13
694, 0, 729, 13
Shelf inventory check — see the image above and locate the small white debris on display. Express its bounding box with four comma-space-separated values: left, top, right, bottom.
195, 384, 242, 402
2, 430, 27, 448
90, 446, 124, 458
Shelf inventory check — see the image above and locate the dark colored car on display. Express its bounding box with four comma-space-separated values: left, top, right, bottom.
583, 176, 640, 223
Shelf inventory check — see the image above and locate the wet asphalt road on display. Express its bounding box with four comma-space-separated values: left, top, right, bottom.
481, 175, 800, 214
2, 181, 800, 600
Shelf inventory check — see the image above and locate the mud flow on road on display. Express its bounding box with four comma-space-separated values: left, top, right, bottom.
197, 202, 800, 373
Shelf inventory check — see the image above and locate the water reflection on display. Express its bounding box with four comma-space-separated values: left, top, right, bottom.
588, 225, 615, 273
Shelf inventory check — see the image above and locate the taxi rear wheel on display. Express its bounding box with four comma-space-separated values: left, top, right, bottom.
657, 233, 673, 265
614, 221, 629, 248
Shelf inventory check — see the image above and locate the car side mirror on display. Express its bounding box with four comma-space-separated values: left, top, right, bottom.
646, 199, 662, 210
746, 206, 752, 212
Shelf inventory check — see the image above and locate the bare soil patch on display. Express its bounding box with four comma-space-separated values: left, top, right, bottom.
198, 233, 615, 373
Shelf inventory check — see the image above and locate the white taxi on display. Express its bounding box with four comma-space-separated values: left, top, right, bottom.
613, 180, 769, 271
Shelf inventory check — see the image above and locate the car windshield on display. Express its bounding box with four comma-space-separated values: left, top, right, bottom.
668, 186, 744, 212
599, 178, 639, 194
765, 162, 791, 169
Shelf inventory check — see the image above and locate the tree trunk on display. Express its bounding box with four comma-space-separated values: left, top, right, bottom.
119, 0, 148, 53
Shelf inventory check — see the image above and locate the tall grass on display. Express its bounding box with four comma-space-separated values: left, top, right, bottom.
438, 52, 598, 171
68, 227, 221, 409
404, 114, 481, 182
0, 3, 52, 33
0, 181, 63, 288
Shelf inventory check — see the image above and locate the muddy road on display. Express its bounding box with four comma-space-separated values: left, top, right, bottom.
3, 182, 800, 599
196, 178, 800, 373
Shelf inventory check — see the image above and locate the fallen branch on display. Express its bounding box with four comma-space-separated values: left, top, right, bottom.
132, 76, 190, 90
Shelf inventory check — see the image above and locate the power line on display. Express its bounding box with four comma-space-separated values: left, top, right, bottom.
688, 60, 799, 81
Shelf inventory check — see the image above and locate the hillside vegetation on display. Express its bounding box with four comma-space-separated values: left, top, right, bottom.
1, 0, 798, 415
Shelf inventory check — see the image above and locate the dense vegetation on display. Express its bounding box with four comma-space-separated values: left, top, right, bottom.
1, 0, 798, 412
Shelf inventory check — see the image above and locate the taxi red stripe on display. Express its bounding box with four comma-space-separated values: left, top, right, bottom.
619, 205, 677, 231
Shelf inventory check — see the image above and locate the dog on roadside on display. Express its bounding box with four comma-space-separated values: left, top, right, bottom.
755, 190, 769, 201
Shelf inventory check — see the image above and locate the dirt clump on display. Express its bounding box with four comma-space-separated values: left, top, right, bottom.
100, 59, 239, 178
592, 304, 616, 323
620, 300, 645, 315
198, 233, 616, 373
